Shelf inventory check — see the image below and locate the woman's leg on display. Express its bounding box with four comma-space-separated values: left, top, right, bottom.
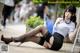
23, 35, 41, 44
1, 25, 48, 44
13, 25, 48, 42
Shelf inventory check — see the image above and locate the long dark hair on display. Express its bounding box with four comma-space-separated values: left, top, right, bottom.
63, 5, 77, 27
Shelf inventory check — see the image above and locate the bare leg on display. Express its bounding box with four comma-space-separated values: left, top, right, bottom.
24, 35, 41, 43
13, 25, 48, 42
1, 25, 48, 44
19, 25, 47, 37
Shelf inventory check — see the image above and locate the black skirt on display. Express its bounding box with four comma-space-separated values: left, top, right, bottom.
39, 32, 64, 51
50, 32, 64, 51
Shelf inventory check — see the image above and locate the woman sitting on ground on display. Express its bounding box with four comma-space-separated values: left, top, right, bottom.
1, 5, 79, 51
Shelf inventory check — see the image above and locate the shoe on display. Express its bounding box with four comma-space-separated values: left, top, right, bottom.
1, 35, 25, 44
1, 35, 13, 44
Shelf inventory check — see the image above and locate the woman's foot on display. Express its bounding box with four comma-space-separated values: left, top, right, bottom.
1, 35, 26, 44
1, 35, 13, 44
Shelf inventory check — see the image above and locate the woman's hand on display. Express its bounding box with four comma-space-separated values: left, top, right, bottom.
43, 41, 51, 49
68, 24, 80, 43
43, 36, 54, 48
43, 41, 49, 48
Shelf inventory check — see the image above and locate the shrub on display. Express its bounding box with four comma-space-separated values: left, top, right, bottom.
25, 16, 44, 28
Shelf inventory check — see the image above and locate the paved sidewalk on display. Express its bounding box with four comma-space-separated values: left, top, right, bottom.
0, 24, 80, 53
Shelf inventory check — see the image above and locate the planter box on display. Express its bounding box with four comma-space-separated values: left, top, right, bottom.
0, 42, 9, 53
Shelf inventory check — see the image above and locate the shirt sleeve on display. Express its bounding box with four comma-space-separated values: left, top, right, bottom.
68, 23, 75, 33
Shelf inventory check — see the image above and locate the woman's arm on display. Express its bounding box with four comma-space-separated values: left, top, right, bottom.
52, 18, 63, 34
69, 24, 80, 43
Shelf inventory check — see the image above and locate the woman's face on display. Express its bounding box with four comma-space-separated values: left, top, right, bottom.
65, 11, 72, 20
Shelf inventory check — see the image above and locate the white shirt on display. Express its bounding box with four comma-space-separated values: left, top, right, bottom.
52, 18, 75, 38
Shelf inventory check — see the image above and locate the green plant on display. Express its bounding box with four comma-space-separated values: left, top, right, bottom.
25, 16, 44, 28
15, 0, 22, 4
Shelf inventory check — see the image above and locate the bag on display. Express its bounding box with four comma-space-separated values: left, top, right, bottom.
46, 19, 54, 34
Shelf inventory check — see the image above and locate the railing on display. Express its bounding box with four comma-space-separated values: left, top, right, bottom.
71, 26, 80, 53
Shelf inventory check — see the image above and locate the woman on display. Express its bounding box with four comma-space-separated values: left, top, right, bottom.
1, 0, 14, 27
1, 0, 22, 27
1, 5, 79, 51
36, 2, 48, 19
